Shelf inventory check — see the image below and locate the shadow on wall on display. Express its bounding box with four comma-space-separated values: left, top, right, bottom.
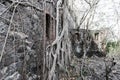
69, 29, 106, 58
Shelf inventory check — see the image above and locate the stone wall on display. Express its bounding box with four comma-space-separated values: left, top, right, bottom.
0, 0, 58, 80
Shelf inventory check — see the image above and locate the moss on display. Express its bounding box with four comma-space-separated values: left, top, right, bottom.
106, 41, 120, 53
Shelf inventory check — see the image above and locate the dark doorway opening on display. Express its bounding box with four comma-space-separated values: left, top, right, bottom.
46, 14, 51, 40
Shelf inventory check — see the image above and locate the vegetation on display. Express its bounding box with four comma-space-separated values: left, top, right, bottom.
106, 41, 120, 56
0, 0, 120, 80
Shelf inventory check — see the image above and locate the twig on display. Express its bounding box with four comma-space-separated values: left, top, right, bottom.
0, 2, 15, 16
77, 0, 100, 29
84, 0, 92, 7
0, 3, 19, 62
0, 16, 17, 27
17, 1, 43, 12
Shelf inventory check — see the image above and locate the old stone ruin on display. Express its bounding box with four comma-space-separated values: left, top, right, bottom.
69, 29, 106, 58
0, 0, 120, 80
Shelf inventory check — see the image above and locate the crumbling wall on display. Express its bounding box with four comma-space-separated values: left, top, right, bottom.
0, 0, 46, 80
91, 29, 108, 53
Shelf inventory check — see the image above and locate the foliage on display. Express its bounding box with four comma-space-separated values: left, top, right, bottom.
106, 41, 120, 55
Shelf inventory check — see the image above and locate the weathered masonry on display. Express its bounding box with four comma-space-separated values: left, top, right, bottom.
69, 29, 107, 58
0, 0, 109, 80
